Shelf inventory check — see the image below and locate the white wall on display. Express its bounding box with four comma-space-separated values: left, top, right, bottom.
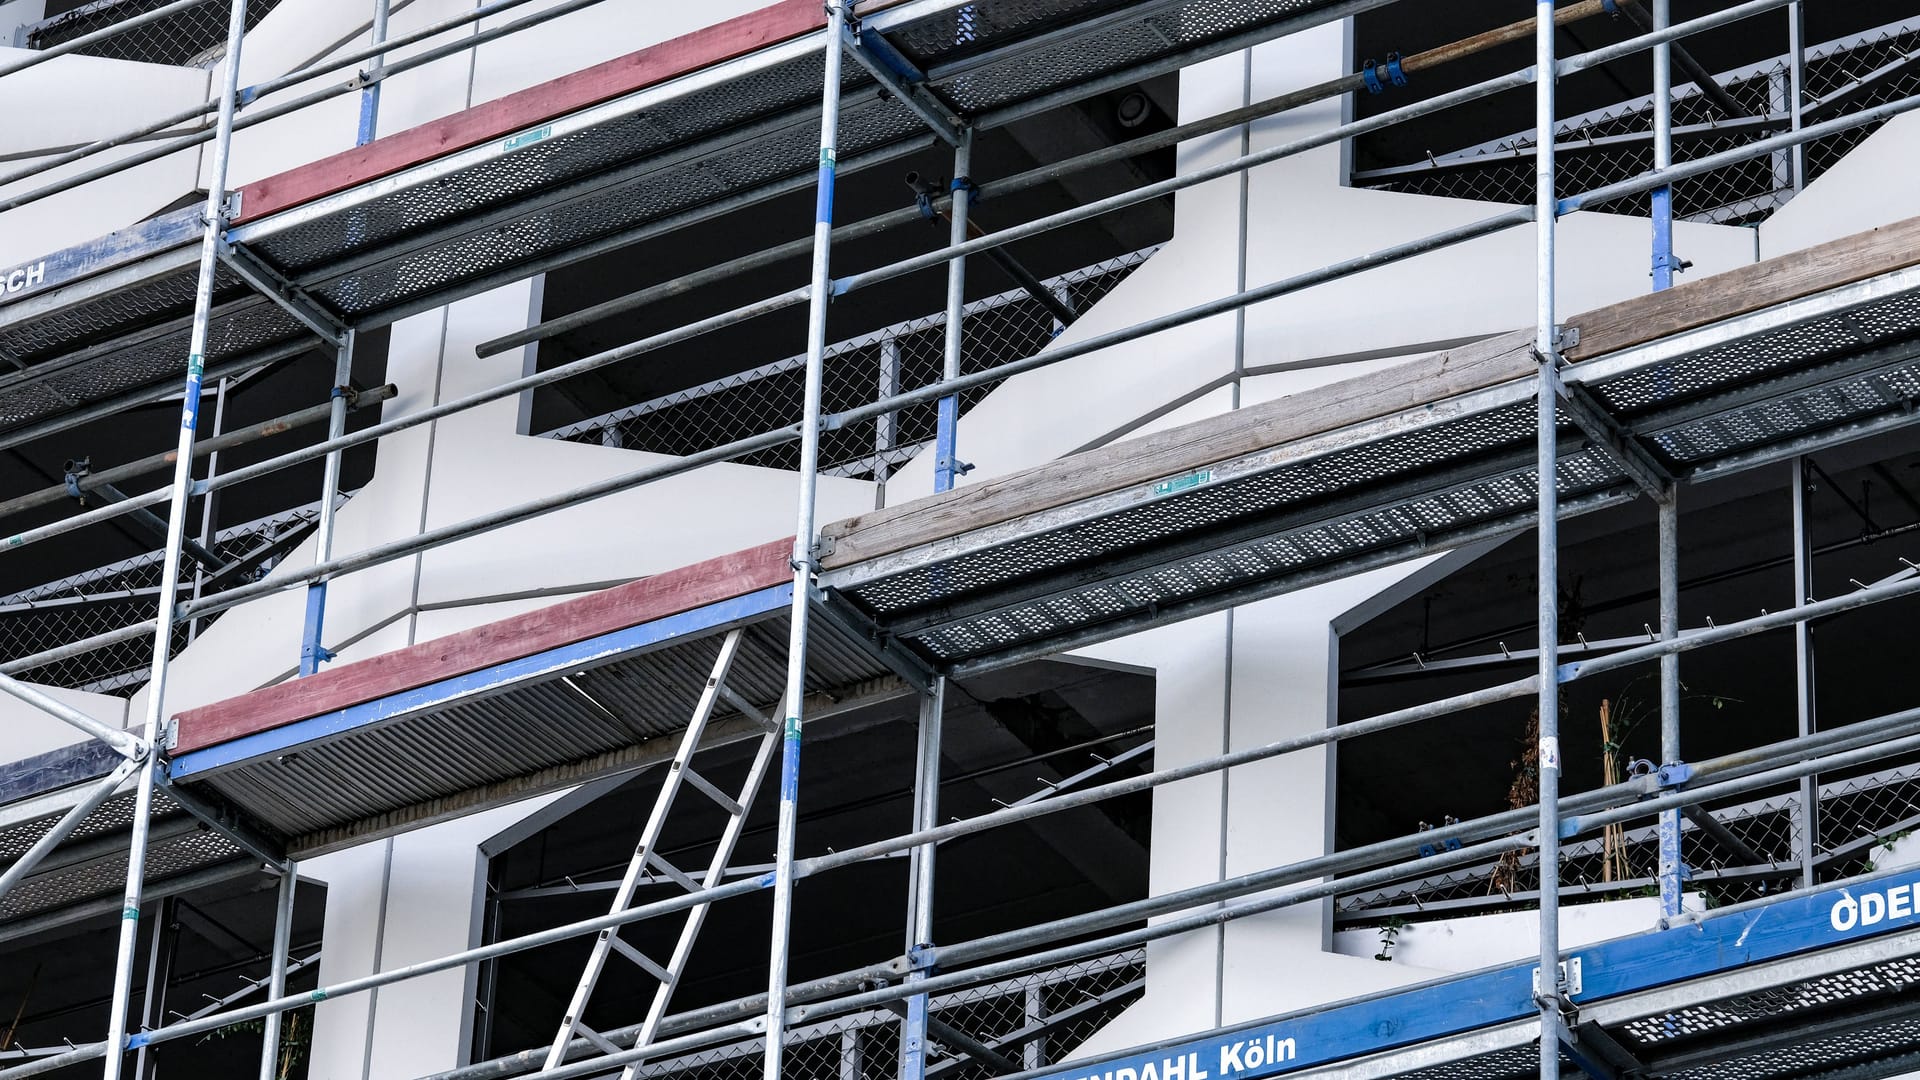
0, 683, 128, 762
16, 0, 1920, 1071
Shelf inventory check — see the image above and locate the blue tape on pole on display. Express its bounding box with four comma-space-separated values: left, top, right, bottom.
815, 148, 837, 225
780, 730, 802, 800
180, 353, 205, 429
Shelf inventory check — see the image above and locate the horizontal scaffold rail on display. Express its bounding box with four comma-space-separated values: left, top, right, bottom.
18, 208, 1891, 886
0, 0, 1374, 446
1022, 865, 1920, 1080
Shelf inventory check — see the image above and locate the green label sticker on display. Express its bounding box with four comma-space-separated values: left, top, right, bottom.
187, 352, 204, 377
504, 124, 553, 151
1153, 469, 1212, 496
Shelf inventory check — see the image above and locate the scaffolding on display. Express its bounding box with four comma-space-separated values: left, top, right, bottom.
3, 0, 1920, 1078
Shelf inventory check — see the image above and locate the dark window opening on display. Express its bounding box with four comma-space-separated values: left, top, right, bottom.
0, 874, 325, 1078
472, 658, 1154, 1075
1350, 3, 1920, 225
522, 80, 1179, 481
0, 328, 389, 694
1333, 427, 1920, 926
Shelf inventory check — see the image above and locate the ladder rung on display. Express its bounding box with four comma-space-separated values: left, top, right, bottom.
574, 1022, 624, 1057
679, 766, 744, 817
645, 850, 702, 892
608, 934, 672, 983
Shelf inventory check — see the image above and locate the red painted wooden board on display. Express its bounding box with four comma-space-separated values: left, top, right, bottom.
169, 538, 794, 754
234, 0, 830, 224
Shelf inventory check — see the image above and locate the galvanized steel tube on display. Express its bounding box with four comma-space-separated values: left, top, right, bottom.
101, 3, 250, 1075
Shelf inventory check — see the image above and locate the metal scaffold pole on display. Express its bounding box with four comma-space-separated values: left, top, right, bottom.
1650, 0, 1685, 921
258, 868, 298, 1080
935, 133, 973, 494
358, 0, 393, 145
767, 2, 848, 1074
300, 332, 356, 676
101, 1, 251, 1077
900, 679, 945, 1079
1657, 494, 1683, 917
1533, 2, 1563, 1078
1792, 456, 1818, 887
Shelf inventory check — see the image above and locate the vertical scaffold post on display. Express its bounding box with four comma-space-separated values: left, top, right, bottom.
257, 868, 298, 1079
1792, 457, 1818, 887
188, 376, 229, 643
1657, 494, 1682, 916
1533, 3, 1563, 1079
1786, 2, 1806, 191
1650, 0, 1684, 921
300, 331, 355, 677
934, 132, 973, 494
1649, 0, 1676, 293
356, 0, 392, 146
900, 679, 946, 1080
102, 2, 250, 1076
766, 4, 848, 1075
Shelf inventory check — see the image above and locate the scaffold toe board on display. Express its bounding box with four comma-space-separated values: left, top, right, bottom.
0, 0, 1362, 442
1033, 868, 1920, 1080
163, 539, 907, 857
817, 215, 1920, 676
0, 741, 255, 941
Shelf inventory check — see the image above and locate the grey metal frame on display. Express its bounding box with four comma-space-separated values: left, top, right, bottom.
3, 1, 1920, 1078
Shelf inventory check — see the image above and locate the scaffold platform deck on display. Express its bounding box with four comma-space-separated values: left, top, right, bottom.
1027, 867, 1920, 1080
0, 0, 1360, 442
7, 211, 1920, 934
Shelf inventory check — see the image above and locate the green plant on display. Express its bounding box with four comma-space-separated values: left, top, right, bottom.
1374, 916, 1410, 961
199, 1007, 312, 1080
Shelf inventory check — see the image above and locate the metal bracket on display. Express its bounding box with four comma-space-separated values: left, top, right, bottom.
807, 587, 938, 694
216, 241, 351, 347
1652, 251, 1694, 277
936, 454, 975, 479
1532, 956, 1583, 999
842, 24, 967, 147
1556, 379, 1672, 500
162, 718, 179, 752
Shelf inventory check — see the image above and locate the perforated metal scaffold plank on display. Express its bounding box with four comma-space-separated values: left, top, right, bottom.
0, 0, 1364, 441
816, 219, 1920, 676
1023, 868, 1920, 1080
162, 540, 910, 857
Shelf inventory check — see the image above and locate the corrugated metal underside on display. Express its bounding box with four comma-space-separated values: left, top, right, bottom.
824, 268, 1920, 675
175, 608, 893, 852
0, 0, 1347, 436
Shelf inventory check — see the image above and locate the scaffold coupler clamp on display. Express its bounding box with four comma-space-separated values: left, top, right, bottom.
63, 458, 91, 503
908, 942, 936, 973
1532, 956, 1583, 1011
1651, 250, 1694, 278
936, 453, 975, 479
951, 175, 977, 201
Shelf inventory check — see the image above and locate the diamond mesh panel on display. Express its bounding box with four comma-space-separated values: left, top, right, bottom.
1357, 22, 1920, 228
543, 250, 1151, 478
23, 0, 283, 67
0, 501, 330, 692
619, 949, 1143, 1080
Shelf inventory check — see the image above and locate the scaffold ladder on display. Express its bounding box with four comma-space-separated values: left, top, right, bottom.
540, 627, 785, 1074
